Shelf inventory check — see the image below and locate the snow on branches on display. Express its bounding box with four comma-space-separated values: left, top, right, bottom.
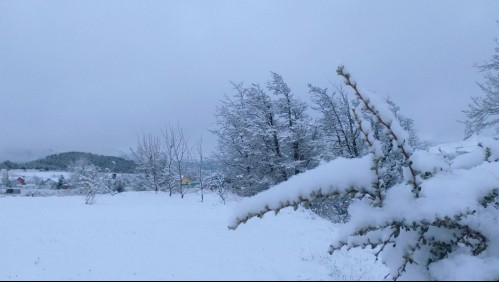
229, 66, 499, 280
337, 65, 420, 198
228, 154, 376, 229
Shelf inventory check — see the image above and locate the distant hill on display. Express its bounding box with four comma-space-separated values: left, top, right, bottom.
1, 152, 136, 173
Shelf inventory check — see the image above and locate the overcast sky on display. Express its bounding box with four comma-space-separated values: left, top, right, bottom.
1, 0, 499, 161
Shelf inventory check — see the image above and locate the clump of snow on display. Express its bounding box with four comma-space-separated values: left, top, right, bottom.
451, 149, 487, 169
429, 253, 499, 281
342, 161, 499, 227
446, 137, 499, 170
429, 140, 481, 156
410, 149, 450, 175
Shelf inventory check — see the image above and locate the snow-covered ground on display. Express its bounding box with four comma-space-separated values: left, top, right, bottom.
0, 192, 387, 280
429, 135, 498, 155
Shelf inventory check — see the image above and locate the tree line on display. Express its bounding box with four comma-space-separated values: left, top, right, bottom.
211, 72, 427, 199
0, 152, 136, 173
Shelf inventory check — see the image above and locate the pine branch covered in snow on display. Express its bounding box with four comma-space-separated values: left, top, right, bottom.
229, 67, 499, 281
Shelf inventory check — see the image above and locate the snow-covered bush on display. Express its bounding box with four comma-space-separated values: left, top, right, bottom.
69, 159, 114, 204
229, 66, 499, 280
205, 171, 228, 205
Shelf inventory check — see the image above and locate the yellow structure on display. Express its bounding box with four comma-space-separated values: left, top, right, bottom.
181, 176, 192, 185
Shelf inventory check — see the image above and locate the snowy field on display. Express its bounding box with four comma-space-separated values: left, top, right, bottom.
0, 192, 387, 280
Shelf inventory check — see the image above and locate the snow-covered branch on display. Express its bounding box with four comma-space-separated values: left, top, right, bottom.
228, 155, 375, 229
337, 65, 420, 198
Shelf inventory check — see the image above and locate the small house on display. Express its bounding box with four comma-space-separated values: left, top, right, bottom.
181, 176, 192, 185
17, 177, 26, 186
42, 178, 57, 189
180, 176, 200, 188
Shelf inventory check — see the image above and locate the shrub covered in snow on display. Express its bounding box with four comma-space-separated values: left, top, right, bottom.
229, 66, 499, 280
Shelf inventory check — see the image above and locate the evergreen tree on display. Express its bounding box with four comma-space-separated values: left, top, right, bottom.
56, 175, 65, 189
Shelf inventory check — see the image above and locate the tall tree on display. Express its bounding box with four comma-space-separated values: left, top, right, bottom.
308, 83, 365, 160
131, 133, 163, 192
197, 137, 205, 202
170, 125, 189, 198
212, 83, 276, 196
213, 85, 251, 195
1, 169, 11, 188
268, 72, 321, 176
161, 125, 176, 197
463, 33, 499, 138
213, 74, 320, 196
245, 83, 287, 185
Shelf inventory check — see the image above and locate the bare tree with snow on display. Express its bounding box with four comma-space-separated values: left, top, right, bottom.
197, 137, 205, 202
161, 125, 176, 196
212, 82, 284, 196
463, 32, 499, 139
131, 133, 163, 192
268, 72, 321, 177
69, 158, 113, 205
309, 83, 365, 160
386, 96, 429, 150
170, 124, 189, 198
213, 75, 320, 196
205, 171, 227, 205
1, 169, 11, 188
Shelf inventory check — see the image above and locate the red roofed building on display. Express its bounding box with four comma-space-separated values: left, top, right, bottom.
17, 177, 26, 186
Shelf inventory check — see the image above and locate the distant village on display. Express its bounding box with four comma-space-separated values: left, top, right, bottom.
0, 168, 202, 197
0, 169, 72, 195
